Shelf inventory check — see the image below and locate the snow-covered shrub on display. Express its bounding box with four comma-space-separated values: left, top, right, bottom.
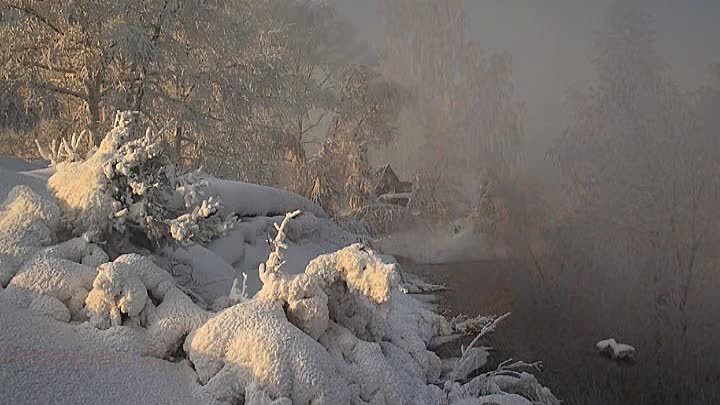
48, 111, 236, 249
445, 361, 560, 405
440, 313, 561, 405
190, 241, 424, 405
85, 253, 175, 329
36, 130, 93, 166
85, 253, 209, 357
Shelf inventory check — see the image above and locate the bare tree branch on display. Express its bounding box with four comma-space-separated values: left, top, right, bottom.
39, 82, 87, 101
6, 3, 64, 36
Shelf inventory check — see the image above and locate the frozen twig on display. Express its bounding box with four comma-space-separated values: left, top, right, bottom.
495, 358, 543, 373
265, 210, 301, 272
461, 312, 511, 358
446, 313, 512, 383
228, 273, 249, 305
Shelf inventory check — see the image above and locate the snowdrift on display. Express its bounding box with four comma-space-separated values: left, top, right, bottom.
0, 113, 558, 405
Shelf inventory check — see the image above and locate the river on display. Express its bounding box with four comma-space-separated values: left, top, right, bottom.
403, 259, 682, 405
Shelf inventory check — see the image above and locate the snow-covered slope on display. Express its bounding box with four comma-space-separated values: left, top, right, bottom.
0, 164, 50, 198
0, 305, 201, 405
0, 114, 558, 405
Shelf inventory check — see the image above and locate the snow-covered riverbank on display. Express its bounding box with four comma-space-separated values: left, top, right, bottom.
0, 113, 559, 405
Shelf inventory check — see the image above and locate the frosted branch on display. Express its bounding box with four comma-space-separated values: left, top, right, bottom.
265, 210, 301, 272
461, 312, 511, 358
36, 130, 91, 166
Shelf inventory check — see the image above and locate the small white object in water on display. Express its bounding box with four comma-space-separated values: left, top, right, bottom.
596, 338, 635, 361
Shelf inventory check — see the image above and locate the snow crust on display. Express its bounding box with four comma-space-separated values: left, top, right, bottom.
0, 115, 558, 405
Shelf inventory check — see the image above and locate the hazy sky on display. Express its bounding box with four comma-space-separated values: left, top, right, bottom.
333, 0, 720, 152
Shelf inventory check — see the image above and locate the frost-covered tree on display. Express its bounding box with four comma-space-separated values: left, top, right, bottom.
305, 64, 408, 214
0, 0, 142, 140
379, 0, 524, 220
233, 1, 407, 199
1, 0, 407, 215
48, 111, 235, 253
0, 1, 286, 174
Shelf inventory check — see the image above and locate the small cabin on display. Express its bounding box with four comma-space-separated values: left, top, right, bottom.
374, 164, 412, 197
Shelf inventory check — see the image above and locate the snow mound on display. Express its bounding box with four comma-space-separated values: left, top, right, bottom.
0, 185, 61, 286
186, 300, 348, 405
0, 304, 201, 405
201, 211, 359, 299
2, 238, 108, 322
204, 178, 328, 219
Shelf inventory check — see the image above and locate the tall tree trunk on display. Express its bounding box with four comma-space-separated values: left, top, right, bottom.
289, 118, 307, 193
132, 67, 146, 113
86, 73, 102, 145
174, 124, 184, 168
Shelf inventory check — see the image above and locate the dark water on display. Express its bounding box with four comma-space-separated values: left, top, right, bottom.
403, 259, 720, 405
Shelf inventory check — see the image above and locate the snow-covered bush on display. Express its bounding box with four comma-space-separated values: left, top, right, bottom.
36, 130, 93, 166
84, 253, 209, 357
48, 111, 236, 249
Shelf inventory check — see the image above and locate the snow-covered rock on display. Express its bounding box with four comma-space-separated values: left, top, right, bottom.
596, 338, 636, 361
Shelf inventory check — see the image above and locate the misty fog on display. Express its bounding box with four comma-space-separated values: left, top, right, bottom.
336, 0, 720, 170
334, 1, 720, 403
